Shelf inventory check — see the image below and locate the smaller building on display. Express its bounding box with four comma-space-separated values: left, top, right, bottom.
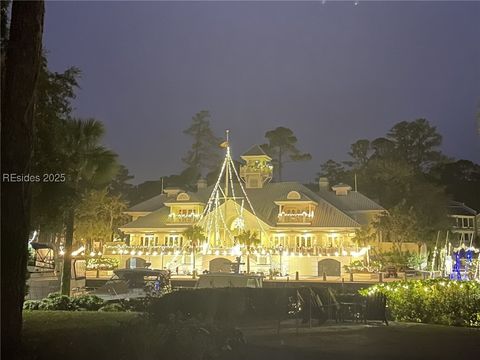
447, 201, 478, 246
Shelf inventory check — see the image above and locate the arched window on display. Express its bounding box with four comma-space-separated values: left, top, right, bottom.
287, 191, 301, 200
176, 192, 190, 201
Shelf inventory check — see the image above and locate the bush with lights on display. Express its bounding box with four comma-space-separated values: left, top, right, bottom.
85, 256, 119, 270
359, 279, 480, 327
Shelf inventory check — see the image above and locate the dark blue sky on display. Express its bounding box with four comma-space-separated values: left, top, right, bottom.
44, 1, 480, 184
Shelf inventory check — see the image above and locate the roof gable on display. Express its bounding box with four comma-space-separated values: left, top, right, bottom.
242, 144, 270, 158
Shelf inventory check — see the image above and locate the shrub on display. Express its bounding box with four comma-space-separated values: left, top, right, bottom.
99, 303, 126, 312
38, 293, 78, 311
71, 294, 105, 311
359, 279, 480, 327
23, 300, 42, 311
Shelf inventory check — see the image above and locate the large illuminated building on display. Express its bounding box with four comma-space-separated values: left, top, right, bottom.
105, 142, 407, 277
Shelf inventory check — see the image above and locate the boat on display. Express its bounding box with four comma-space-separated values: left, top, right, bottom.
195, 272, 263, 289
93, 268, 170, 301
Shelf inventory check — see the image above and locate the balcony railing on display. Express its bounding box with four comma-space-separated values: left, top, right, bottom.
167, 213, 201, 224
102, 244, 360, 257
239, 165, 273, 177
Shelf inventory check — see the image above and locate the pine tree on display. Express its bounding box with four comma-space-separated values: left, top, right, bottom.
182, 110, 221, 184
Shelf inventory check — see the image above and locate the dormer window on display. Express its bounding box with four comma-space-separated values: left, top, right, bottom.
275, 196, 317, 224
287, 191, 301, 200
176, 192, 190, 201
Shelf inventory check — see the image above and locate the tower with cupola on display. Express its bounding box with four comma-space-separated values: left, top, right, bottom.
239, 145, 273, 189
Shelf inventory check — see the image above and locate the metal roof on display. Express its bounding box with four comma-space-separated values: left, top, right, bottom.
241, 144, 270, 157
447, 201, 477, 216
122, 181, 384, 230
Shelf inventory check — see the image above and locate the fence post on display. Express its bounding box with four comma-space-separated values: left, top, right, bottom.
295, 271, 299, 281
323, 272, 327, 281
350, 272, 354, 282
379, 272, 383, 283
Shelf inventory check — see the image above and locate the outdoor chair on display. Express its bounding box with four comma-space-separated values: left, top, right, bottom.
362, 293, 388, 325
310, 288, 341, 322
336, 293, 364, 323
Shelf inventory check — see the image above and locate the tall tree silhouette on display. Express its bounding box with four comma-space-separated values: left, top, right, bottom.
262, 127, 311, 181
1, 1, 44, 355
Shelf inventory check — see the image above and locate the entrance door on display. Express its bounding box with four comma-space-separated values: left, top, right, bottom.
318, 259, 341, 276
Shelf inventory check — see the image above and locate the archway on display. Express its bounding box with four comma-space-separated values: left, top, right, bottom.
318, 259, 341, 277
209, 257, 233, 273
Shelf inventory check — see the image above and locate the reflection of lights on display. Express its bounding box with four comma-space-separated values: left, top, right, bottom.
215, 250, 220, 256
112, 250, 116, 255
98, 252, 102, 256
334, 252, 339, 256
138, 251, 143, 256
153, 251, 158, 256
90, 251, 96, 257
59, 250, 65, 256
130, 250, 136, 256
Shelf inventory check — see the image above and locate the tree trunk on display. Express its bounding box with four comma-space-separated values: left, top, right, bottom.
61, 208, 75, 295
192, 241, 196, 273
1, 1, 44, 356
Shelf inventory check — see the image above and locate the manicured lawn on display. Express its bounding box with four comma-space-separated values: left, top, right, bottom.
227, 321, 480, 360
22, 311, 154, 360
23, 310, 142, 332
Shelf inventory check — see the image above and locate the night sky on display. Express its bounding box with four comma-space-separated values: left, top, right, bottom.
43, 1, 480, 184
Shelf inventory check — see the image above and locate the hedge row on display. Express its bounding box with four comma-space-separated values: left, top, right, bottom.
359, 279, 480, 327
147, 287, 334, 323
23, 293, 150, 312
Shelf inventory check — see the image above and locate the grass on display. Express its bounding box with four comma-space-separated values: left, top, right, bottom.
23, 310, 141, 332
22, 311, 154, 360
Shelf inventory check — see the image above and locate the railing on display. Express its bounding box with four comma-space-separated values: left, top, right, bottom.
239, 165, 272, 176
277, 215, 312, 224
102, 244, 359, 257
166, 214, 201, 224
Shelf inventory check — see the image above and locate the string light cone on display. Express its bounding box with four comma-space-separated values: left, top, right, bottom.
197, 130, 266, 252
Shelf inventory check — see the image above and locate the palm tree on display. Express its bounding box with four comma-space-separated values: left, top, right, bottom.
183, 225, 205, 276
237, 230, 260, 274
60, 118, 118, 295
